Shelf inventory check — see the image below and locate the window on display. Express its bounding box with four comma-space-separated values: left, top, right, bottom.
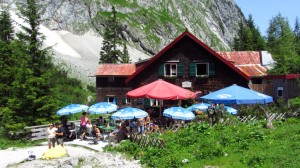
196, 63, 208, 76
150, 99, 161, 106
122, 97, 131, 104
277, 87, 283, 97
164, 63, 177, 77
126, 98, 131, 104
105, 96, 116, 103
137, 98, 143, 105
190, 62, 215, 77
108, 77, 114, 83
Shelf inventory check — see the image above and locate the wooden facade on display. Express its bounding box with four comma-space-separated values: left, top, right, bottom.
126, 34, 249, 93
95, 31, 299, 109
95, 31, 252, 109
265, 74, 300, 101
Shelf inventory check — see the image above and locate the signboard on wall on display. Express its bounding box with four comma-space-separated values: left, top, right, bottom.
182, 81, 192, 88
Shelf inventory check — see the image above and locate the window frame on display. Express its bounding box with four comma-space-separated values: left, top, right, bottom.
164, 63, 177, 77
196, 63, 209, 77
108, 77, 115, 83
150, 99, 161, 106
126, 98, 131, 104
277, 87, 283, 97
106, 96, 116, 103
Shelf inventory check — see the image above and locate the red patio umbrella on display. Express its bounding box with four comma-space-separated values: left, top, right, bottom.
126, 79, 196, 100
126, 79, 196, 117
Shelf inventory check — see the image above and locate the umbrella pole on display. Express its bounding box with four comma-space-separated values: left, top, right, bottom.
159, 104, 162, 118
159, 99, 163, 118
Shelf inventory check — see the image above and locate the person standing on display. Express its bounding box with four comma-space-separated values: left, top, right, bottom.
145, 114, 151, 131
80, 112, 88, 135
46, 123, 57, 149
137, 117, 145, 135
55, 122, 65, 147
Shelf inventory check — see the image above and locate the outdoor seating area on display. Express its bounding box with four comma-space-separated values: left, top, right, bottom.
52, 81, 274, 147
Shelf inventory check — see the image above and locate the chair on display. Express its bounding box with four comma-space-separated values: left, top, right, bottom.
68, 122, 80, 139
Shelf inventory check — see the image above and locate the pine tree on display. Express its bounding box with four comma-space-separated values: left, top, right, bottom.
120, 41, 131, 63
99, 6, 124, 63
267, 13, 300, 74
232, 15, 266, 51
0, 8, 14, 42
0, 8, 16, 112
233, 21, 244, 51
3, 0, 57, 131
246, 15, 266, 50
294, 17, 300, 56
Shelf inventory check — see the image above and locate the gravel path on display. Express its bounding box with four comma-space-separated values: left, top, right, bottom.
0, 139, 141, 168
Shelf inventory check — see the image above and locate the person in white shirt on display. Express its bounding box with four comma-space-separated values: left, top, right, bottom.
46, 123, 57, 149
81, 120, 92, 139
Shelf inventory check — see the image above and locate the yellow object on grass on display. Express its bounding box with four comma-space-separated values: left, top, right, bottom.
42, 145, 67, 159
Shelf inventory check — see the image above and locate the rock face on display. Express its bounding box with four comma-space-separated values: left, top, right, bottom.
40, 0, 244, 53
7, 0, 245, 83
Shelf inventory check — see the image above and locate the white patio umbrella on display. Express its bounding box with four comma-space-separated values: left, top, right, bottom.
88, 102, 118, 114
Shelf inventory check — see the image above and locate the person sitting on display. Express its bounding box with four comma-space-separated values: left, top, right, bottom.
150, 123, 159, 132
97, 116, 106, 126
81, 120, 92, 140
117, 122, 129, 143
108, 125, 120, 145
92, 125, 103, 141
68, 122, 77, 140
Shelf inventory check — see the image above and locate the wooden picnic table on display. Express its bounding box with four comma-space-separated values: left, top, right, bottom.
98, 125, 116, 132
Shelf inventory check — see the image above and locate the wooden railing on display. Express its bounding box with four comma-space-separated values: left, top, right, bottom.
24, 120, 81, 141
24, 124, 49, 141
222, 112, 299, 125
130, 133, 165, 148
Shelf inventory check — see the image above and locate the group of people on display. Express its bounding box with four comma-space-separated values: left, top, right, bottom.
206, 103, 226, 125
128, 114, 160, 135
49, 110, 162, 147
46, 122, 65, 149
80, 112, 103, 141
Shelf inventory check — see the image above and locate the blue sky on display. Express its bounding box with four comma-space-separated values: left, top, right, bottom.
235, 0, 300, 36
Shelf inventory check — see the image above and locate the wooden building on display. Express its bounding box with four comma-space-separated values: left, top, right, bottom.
95, 31, 277, 108
265, 74, 300, 101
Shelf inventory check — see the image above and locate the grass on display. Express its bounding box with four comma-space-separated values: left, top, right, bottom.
106, 118, 300, 168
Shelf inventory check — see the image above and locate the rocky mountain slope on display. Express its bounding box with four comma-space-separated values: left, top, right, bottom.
6, 0, 246, 83
41, 0, 244, 53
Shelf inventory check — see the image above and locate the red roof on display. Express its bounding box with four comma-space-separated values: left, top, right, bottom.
217, 51, 261, 65
95, 64, 136, 76
126, 31, 250, 84
266, 74, 300, 79
218, 51, 269, 78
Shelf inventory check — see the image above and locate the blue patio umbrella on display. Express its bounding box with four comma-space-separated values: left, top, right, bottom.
111, 107, 148, 120
187, 102, 211, 111
56, 104, 89, 116
224, 106, 238, 115
88, 102, 118, 114
201, 84, 273, 105
163, 107, 195, 120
